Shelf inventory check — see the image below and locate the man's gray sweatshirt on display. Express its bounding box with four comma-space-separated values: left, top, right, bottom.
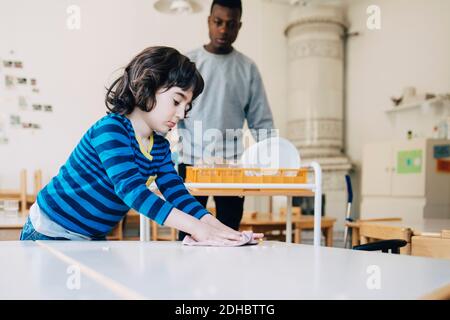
178, 46, 275, 165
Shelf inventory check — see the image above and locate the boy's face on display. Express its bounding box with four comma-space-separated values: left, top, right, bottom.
207, 4, 242, 53
144, 86, 193, 134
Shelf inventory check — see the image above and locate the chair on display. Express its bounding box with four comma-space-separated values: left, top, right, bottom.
345, 217, 403, 248
0, 169, 27, 214
0, 169, 45, 213
411, 230, 450, 259
352, 222, 412, 254
343, 175, 409, 254
33, 170, 43, 199
353, 239, 408, 254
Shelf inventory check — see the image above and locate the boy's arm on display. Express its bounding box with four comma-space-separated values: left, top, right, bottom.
164, 206, 242, 242
91, 121, 174, 225
155, 141, 210, 220
91, 119, 243, 242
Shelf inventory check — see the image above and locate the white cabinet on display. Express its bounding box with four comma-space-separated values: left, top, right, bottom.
361, 139, 450, 221
361, 142, 392, 196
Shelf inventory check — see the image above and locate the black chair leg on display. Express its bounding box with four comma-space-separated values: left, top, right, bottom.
353, 239, 407, 254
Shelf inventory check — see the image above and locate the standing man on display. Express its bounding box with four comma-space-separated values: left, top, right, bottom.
177, 0, 274, 239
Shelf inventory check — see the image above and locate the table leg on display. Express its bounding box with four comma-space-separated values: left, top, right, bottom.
351, 227, 360, 248
140, 215, 151, 242
326, 227, 333, 247
294, 226, 301, 244
311, 162, 322, 247
360, 235, 368, 245
286, 196, 292, 243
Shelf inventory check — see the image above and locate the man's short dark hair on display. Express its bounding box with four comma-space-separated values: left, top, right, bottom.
210, 0, 242, 15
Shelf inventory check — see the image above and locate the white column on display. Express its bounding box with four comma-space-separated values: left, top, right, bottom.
285, 5, 352, 233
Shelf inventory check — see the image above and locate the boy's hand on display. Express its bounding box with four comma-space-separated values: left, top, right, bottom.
200, 214, 241, 236
200, 213, 264, 240
190, 222, 242, 244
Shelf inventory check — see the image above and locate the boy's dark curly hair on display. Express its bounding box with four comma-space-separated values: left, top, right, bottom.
105, 46, 204, 116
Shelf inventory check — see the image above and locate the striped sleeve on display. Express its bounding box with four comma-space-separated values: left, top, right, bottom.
156, 140, 210, 220
90, 119, 174, 225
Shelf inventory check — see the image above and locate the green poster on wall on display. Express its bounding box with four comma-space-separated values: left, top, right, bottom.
397, 150, 422, 174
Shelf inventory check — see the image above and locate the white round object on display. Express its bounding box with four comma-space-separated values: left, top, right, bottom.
241, 137, 300, 169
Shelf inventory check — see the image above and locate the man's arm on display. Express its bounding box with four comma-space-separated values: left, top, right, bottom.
244, 63, 276, 142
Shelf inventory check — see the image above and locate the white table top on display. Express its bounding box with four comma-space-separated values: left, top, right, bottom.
1, 241, 449, 299
0, 241, 120, 299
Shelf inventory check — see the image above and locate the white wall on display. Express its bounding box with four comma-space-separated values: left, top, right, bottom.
0, 0, 289, 191
4, 0, 448, 220
345, 0, 450, 215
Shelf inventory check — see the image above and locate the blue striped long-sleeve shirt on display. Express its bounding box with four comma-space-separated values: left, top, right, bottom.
37, 113, 209, 238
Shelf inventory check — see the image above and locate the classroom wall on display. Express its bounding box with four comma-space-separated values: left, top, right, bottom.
0, 0, 289, 193
345, 0, 450, 215
2, 0, 449, 219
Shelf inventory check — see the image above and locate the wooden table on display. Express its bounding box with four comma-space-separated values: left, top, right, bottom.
346, 218, 450, 258
0, 213, 27, 240
181, 183, 317, 244
240, 215, 336, 246
144, 184, 322, 244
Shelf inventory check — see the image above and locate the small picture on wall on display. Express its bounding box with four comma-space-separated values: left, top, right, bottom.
5, 75, 15, 87
32, 88, 40, 94
21, 122, 41, 129
44, 105, 53, 112
2, 60, 13, 68
0, 136, 8, 144
10, 115, 21, 126
30, 78, 37, 86
18, 96, 28, 109
13, 61, 23, 68
32, 104, 42, 111
17, 77, 27, 85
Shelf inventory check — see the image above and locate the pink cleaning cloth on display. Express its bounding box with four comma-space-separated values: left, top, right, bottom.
182, 231, 259, 247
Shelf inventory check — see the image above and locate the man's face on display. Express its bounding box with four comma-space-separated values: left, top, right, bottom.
207, 4, 242, 53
